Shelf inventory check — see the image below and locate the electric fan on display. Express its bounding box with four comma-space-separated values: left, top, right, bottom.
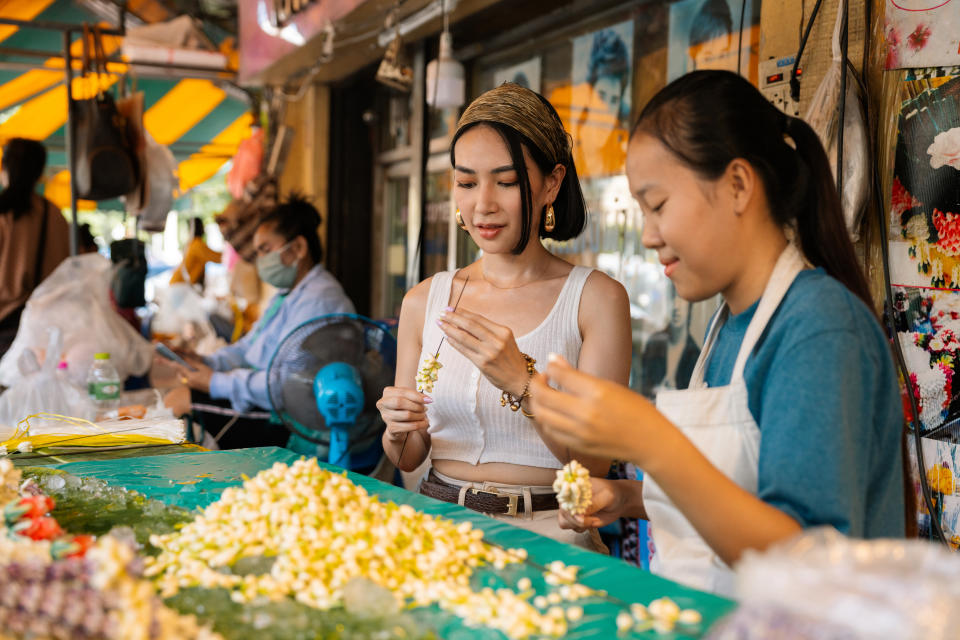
265, 314, 397, 471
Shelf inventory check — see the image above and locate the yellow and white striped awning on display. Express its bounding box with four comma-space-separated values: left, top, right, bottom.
0, 0, 253, 210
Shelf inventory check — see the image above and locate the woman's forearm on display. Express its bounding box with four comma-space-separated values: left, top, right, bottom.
642, 425, 801, 566
383, 430, 431, 472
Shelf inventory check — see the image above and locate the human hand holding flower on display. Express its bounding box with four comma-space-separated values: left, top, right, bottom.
437, 308, 531, 397
557, 477, 634, 533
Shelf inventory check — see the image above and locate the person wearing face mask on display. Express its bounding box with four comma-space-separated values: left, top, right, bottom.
165, 194, 354, 449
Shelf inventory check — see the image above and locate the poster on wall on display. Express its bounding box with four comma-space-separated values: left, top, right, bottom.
493, 57, 542, 93
666, 0, 760, 84
889, 75, 960, 289
908, 436, 960, 547
894, 285, 960, 433
547, 20, 633, 179
885, 1, 960, 70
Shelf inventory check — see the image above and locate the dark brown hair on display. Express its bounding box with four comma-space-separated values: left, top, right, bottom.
451, 85, 587, 254
258, 193, 323, 264
0, 138, 47, 219
632, 70, 873, 311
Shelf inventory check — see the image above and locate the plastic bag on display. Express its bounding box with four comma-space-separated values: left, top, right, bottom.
150, 282, 225, 355
227, 127, 263, 199
707, 528, 960, 640
0, 254, 153, 390
0, 328, 96, 438
125, 130, 177, 232
803, 0, 869, 241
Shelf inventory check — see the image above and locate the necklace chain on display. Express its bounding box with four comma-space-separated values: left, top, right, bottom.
479, 265, 547, 290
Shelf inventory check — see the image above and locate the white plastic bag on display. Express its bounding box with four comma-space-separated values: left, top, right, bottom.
707, 528, 960, 640
0, 254, 153, 390
803, 0, 869, 241
151, 282, 225, 355
0, 328, 96, 437
126, 131, 177, 232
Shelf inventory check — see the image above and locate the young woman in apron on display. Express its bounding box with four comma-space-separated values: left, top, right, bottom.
530, 70, 907, 595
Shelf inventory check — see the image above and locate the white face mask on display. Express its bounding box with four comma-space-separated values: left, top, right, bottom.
256, 242, 297, 289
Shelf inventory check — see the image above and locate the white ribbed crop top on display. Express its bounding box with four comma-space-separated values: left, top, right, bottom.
420, 266, 594, 469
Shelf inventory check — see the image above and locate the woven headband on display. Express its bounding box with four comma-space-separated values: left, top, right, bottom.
456, 83, 571, 165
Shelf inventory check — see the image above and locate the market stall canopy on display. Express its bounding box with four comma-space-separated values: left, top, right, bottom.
238, 0, 505, 86
0, 0, 252, 211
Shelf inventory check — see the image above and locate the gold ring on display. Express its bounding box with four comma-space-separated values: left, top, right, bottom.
179, 376, 189, 384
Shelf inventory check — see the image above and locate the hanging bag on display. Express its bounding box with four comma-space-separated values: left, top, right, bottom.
110, 238, 147, 308
71, 25, 140, 200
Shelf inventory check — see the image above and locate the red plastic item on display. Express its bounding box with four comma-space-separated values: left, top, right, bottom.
67, 534, 96, 558
17, 516, 65, 541
18, 495, 55, 519
227, 127, 263, 199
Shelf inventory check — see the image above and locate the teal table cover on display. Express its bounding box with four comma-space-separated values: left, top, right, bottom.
42, 447, 737, 638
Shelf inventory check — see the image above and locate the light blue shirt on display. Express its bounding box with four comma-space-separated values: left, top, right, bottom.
206, 264, 355, 411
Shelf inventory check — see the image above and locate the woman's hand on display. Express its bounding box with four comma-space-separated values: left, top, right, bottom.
437, 308, 530, 396
163, 386, 191, 417
376, 387, 431, 443
530, 354, 673, 467
172, 357, 214, 394
558, 477, 629, 532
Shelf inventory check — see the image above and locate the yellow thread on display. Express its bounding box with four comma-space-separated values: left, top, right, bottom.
2, 412, 173, 450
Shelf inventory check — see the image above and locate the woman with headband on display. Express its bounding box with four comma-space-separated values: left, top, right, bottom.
377, 83, 632, 550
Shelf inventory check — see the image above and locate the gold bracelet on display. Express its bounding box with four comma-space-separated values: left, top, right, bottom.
500, 353, 536, 418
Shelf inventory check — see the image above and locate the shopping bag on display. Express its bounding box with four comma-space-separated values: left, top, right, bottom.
71, 25, 140, 200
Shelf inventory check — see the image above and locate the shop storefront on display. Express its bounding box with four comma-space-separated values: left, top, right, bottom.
344, 0, 761, 399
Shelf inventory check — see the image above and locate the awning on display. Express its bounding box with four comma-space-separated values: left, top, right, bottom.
0, 0, 253, 211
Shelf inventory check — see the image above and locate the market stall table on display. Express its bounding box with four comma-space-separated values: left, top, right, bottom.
9, 447, 736, 638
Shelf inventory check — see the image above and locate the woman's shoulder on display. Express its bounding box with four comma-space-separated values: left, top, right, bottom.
404, 274, 436, 307
401, 272, 451, 319
770, 268, 886, 359
577, 268, 630, 332
783, 269, 878, 329
581, 268, 626, 295
578, 268, 629, 310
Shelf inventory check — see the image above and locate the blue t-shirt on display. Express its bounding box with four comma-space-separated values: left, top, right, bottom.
702, 268, 905, 538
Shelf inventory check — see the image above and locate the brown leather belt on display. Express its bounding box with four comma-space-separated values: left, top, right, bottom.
419, 470, 559, 516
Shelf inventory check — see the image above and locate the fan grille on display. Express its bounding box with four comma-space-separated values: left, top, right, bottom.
266, 315, 396, 447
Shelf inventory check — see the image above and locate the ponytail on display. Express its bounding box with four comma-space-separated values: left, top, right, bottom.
0, 138, 46, 219
784, 116, 874, 312
632, 71, 874, 312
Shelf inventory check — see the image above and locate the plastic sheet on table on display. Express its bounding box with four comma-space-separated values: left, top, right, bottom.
707, 527, 960, 640
42, 447, 736, 638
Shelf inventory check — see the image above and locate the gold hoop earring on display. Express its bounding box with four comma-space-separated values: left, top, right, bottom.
455, 209, 467, 229
544, 205, 556, 232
